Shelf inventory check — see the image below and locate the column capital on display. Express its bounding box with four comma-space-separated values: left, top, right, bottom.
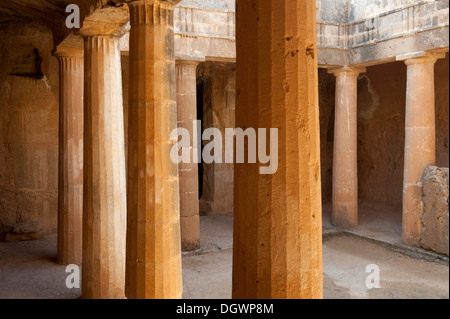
396, 50, 446, 66
79, 19, 130, 38
328, 65, 366, 77
127, 0, 181, 26
54, 48, 84, 59
53, 34, 84, 58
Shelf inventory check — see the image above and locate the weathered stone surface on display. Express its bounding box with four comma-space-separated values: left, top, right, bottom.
125, 0, 182, 300
317, 0, 449, 66
0, 20, 59, 235
82, 35, 127, 299
420, 166, 449, 256
0, 0, 447, 282
233, 0, 323, 299
12, 221, 43, 234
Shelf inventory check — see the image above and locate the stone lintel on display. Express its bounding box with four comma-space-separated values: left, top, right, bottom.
205, 56, 236, 63
176, 54, 206, 64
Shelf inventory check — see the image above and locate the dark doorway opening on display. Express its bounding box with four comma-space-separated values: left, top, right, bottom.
197, 78, 204, 199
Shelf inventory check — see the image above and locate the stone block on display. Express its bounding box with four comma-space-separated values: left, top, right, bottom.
436, 0, 449, 11
420, 166, 449, 256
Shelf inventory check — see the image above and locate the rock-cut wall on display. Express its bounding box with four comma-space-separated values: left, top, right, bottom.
0, 20, 59, 235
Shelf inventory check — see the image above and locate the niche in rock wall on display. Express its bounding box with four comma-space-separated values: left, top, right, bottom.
9, 44, 43, 79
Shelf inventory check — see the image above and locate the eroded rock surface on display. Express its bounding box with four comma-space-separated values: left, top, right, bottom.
421, 166, 449, 256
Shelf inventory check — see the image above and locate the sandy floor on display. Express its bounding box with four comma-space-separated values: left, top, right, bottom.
0, 211, 448, 299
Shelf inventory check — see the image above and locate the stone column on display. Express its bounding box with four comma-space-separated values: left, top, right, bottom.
397, 51, 445, 246
176, 57, 203, 252
82, 36, 127, 299
233, 0, 323, 299
126, 0, 182, 299
329, 66, 365, 228
56, 48, 84, 266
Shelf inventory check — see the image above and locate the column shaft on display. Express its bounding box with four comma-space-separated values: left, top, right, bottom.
82, 36, 127, 299
402, 55, 438, 246
126, 0, 182, 299
57, 52, 84, 265
176, 60, 200, 252
233, 0, 323, 299
330, 67, 363, 228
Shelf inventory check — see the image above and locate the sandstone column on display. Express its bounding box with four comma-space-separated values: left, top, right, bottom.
233, 0, 323, 299
126, 0, 182, 299
82, 36, 127, 299
329, 66, 365, 228
397, 51, 445, 246
56, 48, 84, 266
176, 57, 203, 252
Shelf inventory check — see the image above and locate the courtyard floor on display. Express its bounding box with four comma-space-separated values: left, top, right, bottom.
0, 203, 448, 299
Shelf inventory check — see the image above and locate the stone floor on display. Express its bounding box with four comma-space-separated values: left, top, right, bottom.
0, 203, 448, 299
322, 201, 403, 244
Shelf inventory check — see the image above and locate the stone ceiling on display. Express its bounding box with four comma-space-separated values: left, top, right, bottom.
0, 0, 128, 46
0, 0, 69, 26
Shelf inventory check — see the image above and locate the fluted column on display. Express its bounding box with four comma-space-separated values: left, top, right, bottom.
233, 0, 323, 299
397, 51, 445, 246
126, 0, 182, 299
56, 49, 84, 266
82, 36, 127, 299
176, 58, 202, 252
329, 66, 365, 228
